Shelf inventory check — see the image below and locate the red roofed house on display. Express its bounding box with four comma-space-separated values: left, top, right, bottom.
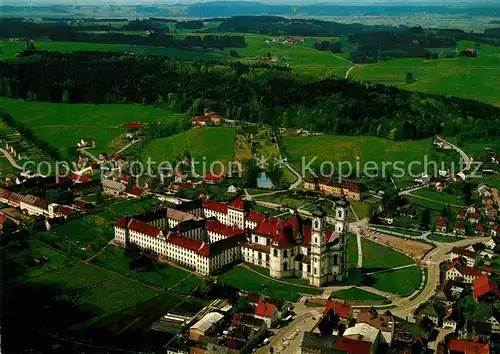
454, 222, 466, 236
435, 217, 447, 233
490, 225, 500, 237
125, 186, 144, 199
254, 300, 279, 327
473, 274, 500, 302
469, 213, 481, 224
204, 173, 224, 184
71, 173, 91, 184
446, 262, 482, 284
191, 116, 206, 127
448, 339, 489, 354
456, 209, 467, 220
77, 138, 95, 148
462, 48, 478, 57
324, 300, 352, 323
449, 247, 476, 267
475, 224, 485, 236
0, 188, 12, 204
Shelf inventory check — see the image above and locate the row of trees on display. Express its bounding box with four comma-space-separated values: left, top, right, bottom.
1, 53, 500, 142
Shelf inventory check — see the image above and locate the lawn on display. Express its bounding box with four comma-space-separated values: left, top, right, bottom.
351, 40, 500, 107
0, 97, 184, 156
283, 135, 458, 184
369, 265, 423, 297
347, 233, 359, 268
218, 265, 322, 302
91, 245, 203, 294
411, 188, 467, 206
331, 287, 390, 304
142, 127, 236, 174
361, 238, 415, 269
405, 195, 461, 213
427, 233, 464, 243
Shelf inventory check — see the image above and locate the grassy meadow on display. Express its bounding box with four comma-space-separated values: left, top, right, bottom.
282, 134, 459, 185
142, 127, 236, 174
0, 97, 183, 156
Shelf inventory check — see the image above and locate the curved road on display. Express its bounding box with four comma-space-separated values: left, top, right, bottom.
0, 148, 23, 170
436, 136, 472, 172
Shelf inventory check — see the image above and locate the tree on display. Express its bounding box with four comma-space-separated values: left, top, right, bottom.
441, 204, 451, 218
406, 72, 416, 84
462, 182, 472, 205
420, 209, 431, 230
62, 90, 70, 103
234, 295, 251, 313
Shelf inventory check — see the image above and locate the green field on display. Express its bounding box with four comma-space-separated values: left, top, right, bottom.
411, 188, 468, 206
218, 265, 322, 302
331, 287, 390, 304
351, 41, 500, 107
371, 266, 423, 297
0, 97, 184, 156
347, 233, 359, 268
361, 238, 415, 269
142, 127, 236, 174
0, 40, 227, 62
283, 134, 460, 185
427, 233, 464, 243
405, 195, 461, 213
91, 245, 203, 294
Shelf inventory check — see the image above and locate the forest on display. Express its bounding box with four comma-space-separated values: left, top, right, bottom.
1, 52, 499, 144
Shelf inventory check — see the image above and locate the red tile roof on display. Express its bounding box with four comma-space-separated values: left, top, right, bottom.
456, 267, 482, 277
473, 274, 500, 301
246, 210, 267, 224
206, 218, 244, 237
166, 232, 209, 257
324, 300, 352, 319
203, 199, 228, 214
336, 336, 373, 354
71, 174, 91, 183
435, 217, 447, 227
230, 199, 245, 210
492, 225, 500, 232
470, 213, 481, 219
255, 301, 275, 318
448, 340, 489, 354
129, 219, 162, 238
451, 247, 476, 258
125, 185, 144, 197
457, 209, 466, 217
0, 215, 8, 224
115, 216, 129, 229
122, 122, 144, 128
475, 225, 485, 232
204, 173, 224, 181
0, 188, 12, 199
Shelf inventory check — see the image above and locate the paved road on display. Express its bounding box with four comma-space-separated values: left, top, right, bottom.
356, 232, 363, 268
78, 148, 101, 164
286, 162, 303, 190
436, 136, 472, 172
0, 148, 23, 170
365, 263, 417, 276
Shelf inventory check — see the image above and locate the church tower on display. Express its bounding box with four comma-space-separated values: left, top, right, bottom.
310, 205, 327, 287
335, 195, 350, 281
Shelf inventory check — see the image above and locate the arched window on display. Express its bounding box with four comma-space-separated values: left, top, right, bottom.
334, 255, 338, 265
338, 210, 343, 218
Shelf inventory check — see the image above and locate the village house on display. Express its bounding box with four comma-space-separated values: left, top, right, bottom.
446, 261, 483, 284
343, 323, 380, 352
433, 280, 465, 305
435, 181, 445, 192
442, 306, 460, 331
485, 235, 499, 249
454, 222, 466, 236
469, 213, 481, 224
204, 173, 224, 184
227, 185, 240, 194
491, 225, 500, 237
449, 247, 476, 267
77, 138, 96, 148
475, 224, 486, 236
477, 183, 492, 198
323, 300, 352, 324
473, 274, 500, 303
447, 339, 490, 354
303, 177, 361, 201
102, 178, 126, 196
253, 300, 280, 328
485, 206, 498, 221
435, 217, 448, 233
456, 209, 467, 220
300, 332, 375, 354
414, 302, 441, 327
356, 308, 395, 347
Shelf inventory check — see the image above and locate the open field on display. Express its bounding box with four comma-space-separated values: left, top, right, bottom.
282, 134, 459, 184
218, 265, 322, 302
331, 287, 390, 305
142, 127, 235, 174
351, 41, 500, 107
0, 40, 227, 62
361, 238, 416, 268
411, 188, 469, 206
371, 266, 423, 297
427, 234, 464, 243
405, 195, 461, 213
91, 245, 203, 294
347, 233, 358, 268
367, 234, 432, 261
0, 97, 184, 156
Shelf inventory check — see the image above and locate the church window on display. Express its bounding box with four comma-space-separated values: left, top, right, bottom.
284, 250, 288, 258
338, 210, 342, 218
273, 249, 278, 257
283, 262, 288, 271
334, 255, 338, 265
